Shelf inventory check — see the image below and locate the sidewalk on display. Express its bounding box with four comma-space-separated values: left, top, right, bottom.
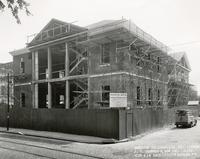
0, 127, 116, 144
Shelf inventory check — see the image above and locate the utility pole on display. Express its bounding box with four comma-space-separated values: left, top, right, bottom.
7, 73, 10, 131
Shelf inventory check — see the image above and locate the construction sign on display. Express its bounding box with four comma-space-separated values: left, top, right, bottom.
110, 93, 127, 108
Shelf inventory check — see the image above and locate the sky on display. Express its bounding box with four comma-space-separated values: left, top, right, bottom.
1, 0, 200, 93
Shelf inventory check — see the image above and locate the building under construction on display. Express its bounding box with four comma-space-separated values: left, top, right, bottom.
10, 18, 191, 109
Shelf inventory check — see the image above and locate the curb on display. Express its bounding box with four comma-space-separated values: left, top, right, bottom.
0, 130, 116, 144
125, 125, 175, 142
0, 124, 175, 144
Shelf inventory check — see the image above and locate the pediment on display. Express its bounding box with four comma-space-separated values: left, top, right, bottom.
29, 18, 69, 44
178, 54, 191, 70
169, 52, 191, 71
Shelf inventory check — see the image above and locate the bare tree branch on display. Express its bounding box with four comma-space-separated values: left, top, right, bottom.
0, 0, 31, 23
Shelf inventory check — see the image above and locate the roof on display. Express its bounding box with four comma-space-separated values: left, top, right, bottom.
188, 101, 199, 105
86, 20, 120, 29
81, 19, 169, 54
12, 18, 169, 56
9, 48, 30, 56
169, 52, 191, 70
169, 52, 185, 61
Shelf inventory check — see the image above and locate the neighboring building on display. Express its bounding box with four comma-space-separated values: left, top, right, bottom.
187, 101, 200, 117
188, 85, 198, 101
0, 62, 13, 105
188, 101, 199, 106
10, 18, 191, 109
167, 52, 191, 107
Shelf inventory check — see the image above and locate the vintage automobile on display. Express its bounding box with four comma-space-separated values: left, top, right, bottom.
175, 109, 197, 128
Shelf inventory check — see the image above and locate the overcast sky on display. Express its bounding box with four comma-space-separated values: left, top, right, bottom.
1, 0, 200, 94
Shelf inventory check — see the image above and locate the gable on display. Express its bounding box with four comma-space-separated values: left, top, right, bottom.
30, 19, 69, 43
169, 52, 191, 71
28, 18, 87, 47
42, 19, 67, 31
179, 57, 187, 68
179, 54, 191, 70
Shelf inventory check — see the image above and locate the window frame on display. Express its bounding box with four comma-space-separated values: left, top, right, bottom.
100, 43, 111, 65
148, 88, 153, 105
20, 92, 25, 107
20, 58, 25, 74
101, 85, 110, 102
136, 86, 141, 105
157, 89, 161, 105
157, 56, 161, 72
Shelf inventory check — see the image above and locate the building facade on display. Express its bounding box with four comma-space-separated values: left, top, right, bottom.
0, 62, 13, 105
167, 52, 191, 107
10, 18, 191, 109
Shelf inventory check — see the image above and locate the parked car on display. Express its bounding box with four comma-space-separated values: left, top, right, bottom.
175, 109, 197, 128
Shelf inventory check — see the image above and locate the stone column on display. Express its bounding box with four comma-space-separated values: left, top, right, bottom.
48, 82, 52, 108
87, 49, 92, 109
33, 51, 39, 108
32, 52, 35, 81
65, 42, 70, 109
35, 84, 38, 108
32, 52, 35, 108
35, 51, 39, 80
47, 47, 52, 108
32, 84, 35, 108
47, 47, 52, 79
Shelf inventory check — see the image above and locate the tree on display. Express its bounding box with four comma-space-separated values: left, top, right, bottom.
0, 0, 31, 23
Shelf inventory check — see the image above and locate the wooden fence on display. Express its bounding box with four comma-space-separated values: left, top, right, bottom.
0, 107, 176, 140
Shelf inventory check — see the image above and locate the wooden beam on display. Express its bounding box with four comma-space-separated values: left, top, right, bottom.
69, 57, 87, 74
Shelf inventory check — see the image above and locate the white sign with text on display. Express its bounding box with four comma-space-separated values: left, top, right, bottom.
110, 93, 127, 108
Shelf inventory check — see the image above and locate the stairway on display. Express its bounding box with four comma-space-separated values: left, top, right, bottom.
69, 46, 88, 75
71, 93, 88, 109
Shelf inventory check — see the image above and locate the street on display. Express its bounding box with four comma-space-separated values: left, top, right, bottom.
0, 120, 200, 159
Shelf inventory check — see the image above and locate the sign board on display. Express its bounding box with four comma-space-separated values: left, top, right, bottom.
110, 93, 127, 108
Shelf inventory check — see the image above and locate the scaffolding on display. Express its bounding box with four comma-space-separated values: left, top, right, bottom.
22, 18, 192, 109
77, 19, 191, 109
